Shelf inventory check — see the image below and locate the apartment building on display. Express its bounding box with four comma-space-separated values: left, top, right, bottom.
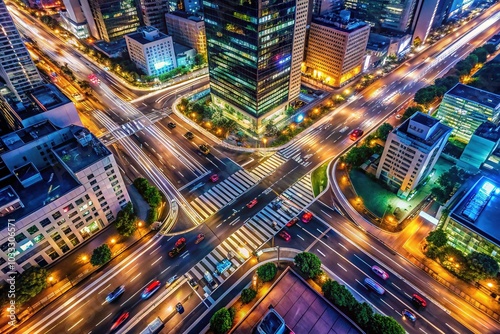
165, 11, 206, 56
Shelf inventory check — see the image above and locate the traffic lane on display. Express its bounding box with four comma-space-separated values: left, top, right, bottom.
311, 202, 494, 333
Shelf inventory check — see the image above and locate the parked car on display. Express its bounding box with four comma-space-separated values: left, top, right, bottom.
167, 122, 176, 129
279, 231, 291, 241
246, 199, 258, 208
166, 275, 178, 287
184, 131, 194, 139
110, 310, 129, 332
402, 309, 417, 322
141, 280, 161, 299
176, 302, 184, 314
301, 212, 313, 223
412, 293, 427, 308
286, 217, 299, 227
371, 265, 389, 280
106, 285, 125, 303
210, 174, 219, 182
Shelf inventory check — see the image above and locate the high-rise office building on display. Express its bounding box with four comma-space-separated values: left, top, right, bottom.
376, 112, 452, 199
80, 0, 141, 42
138, 0, 169, 32
306, 11, 370, 87
436, 84, 500, 143
165, 11, 206, 56
412, 0, 440, 45
0, 1, 43, 102
203, 0, 308, 133
168, 0, 200, 14
345, 0, 419, 33
311, 0, 343, 16
60, 0, 90, 39
125, 26, 177, 76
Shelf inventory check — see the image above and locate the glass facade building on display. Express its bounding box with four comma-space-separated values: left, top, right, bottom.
203, 0, 300, 129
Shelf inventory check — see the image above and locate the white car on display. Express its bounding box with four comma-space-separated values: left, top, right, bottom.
372, 265, 390, 280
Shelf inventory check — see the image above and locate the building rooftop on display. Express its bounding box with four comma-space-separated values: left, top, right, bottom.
450, 176, 500, 246
473, 122, 500, 141
233, 268, 363, 334
396, 113, 452, 149
312, 11, 368, 32
412, 112, 440, 127
53, 128, 110, 173
0, 120, 58, 152
173, 42, 194, 55
126, 27, 172, 45
0, 163, 80, 226
11, 84, 71, 120
446, 83, 500, 109
166, 10, 203, 22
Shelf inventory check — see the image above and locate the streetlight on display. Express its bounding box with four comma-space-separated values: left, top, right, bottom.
262, 138, 267, 148
48, 276, 54, 287
111, 238, 116, 244
276, 246, 281, 269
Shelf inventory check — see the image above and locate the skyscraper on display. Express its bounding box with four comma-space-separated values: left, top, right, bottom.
0, 0, 43, 101
80, 0, 141, 42
138, 0, 169, 32
203, 0, 308, 133
60, 0, 90, 39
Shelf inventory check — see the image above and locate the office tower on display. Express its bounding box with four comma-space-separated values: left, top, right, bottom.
0, 1, 43, 102
80, 0, 141, 42
0, 122, 130, 282
306, 11, 370, 87
376, 112, 452, 199
311, 0, 343, 16
165, 11, 206, 56
436, 84, 500, 143
168, 0, 200, 13
412, 0, 440, 45
432, 0, 454, 28
125, 26, 177, 76
138, 0, 169, 32
345, 0, 419, 33
203, 0, 309, 133
459, 122, 500, 170
60, 0, 90, 39
440, 177, 500, 264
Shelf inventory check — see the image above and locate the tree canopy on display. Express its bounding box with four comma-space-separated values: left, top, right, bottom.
90, 244, 112, 266
375, 123, 393, 141
294, 252, 322, 278
257, 263, 277, 282
464, 251, 499, 281
115, 202, 137, 237
402, 105, 424, 121
322, 279, 357, 311
426, 228, 448, 247
210, 308, 233, 334
240, 288, 257, 304
16, 267, 49, 305
369, 313, 405, 334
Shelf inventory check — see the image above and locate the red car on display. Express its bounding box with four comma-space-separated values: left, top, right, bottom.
301, 212, 313, 223
286, 217, 299, 227
210, 174, 219, 182
412, 293, 427, 308
110, 310, 129, 331
246, 199, 258, 208
141, 280, 161, 299
279, 231, 291, 241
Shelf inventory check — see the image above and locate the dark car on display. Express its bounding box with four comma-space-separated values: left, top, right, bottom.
176, 302, 185, 314
106, 285, 125, 303
286, 217, 299, 227
110, 310, 129, 332
402, 309, 417, 322
141, 280, 161, 299
185, 131, 194, 139
167, 122, 176, 129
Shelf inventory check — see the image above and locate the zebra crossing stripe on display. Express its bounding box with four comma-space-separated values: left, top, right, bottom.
210, 187, 232, 202
226, 176, 247, 192
234, 170, 256, 186
224, 179, 246, 193
236, 228, 260, 249
189, 201, 210, 218
199, 194, 218, 211
292, 185, 314, 201
204, 192, 224, 208
194, 197, 214, 215
242, 224, 267, 243
250, 217, 275, 236
217, 182, 240, 197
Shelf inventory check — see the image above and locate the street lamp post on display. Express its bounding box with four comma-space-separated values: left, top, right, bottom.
276, 246, 280, 269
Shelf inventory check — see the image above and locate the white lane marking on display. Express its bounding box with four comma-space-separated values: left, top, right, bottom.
419, 328, 429, 333
95, 313, 112, 327
181, 252, 190, 259
338, 243, 348, 251
321, 209, 332, 218
149, 245, 161, 255
317, 249, 326, 257
337, 263, 347, 272
160, 266, 171, 274
445, 323, 460, 334
68, 318, 84, 331
391, 282, 402, 290
125, 263, 138, 274
98, 283, 111, 295
151, 256, 162, 266
381, 299, 394, 310
404, 292, 412, 298
297, 234, 304, 241
120, 289, 141, 307
130, 272, 141, 282
354, 254, 371, 267
216, 223, 222, 228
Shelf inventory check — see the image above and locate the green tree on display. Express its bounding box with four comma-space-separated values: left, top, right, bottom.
322, 279, 357, 311
257, 263, 277, 282
435, 76, 459, 91
194, 53, 205, 66
466, 54, 479, 68
369, 313, 405, 334
144, 186, 162, 208
472, 47, 488, 63
133, 178, 149, 194
426, 228, 448, 247
413, 36, 422, 48
454, 59, 473, 76
431, 186, 448, 204
343, 146, 374, 167
115, 202, 137, 237
464, 252, 499, 281
402, 105, 424, 121
353, 302, 374, 329
15, 267, 48, 305
178, 98, 190, 112
294, 252, 322, 279
425, 244, 440, 259
241, 288, 257, 304
210, 308, 232, 334
375, 123, 393, 141
90, 244, 112, 266
414, 86, 437, 105
483, 43, 496, 55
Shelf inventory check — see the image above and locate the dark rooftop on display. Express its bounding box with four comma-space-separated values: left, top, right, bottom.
312, 12, 368, 33
412, 112, 440, 127
53, 131, 110, 173
166, 10, 203, 22
12, 84, 71, 120
450, 177, 500, 246
0, 120, 58, 152
0, 163, 80, 227
14, 163, 38, 183
233, 268, 363, 334
473, 122, 500, 141
397, 113, 452, 148
446, 83, 500, 109
126, 27, 171, 45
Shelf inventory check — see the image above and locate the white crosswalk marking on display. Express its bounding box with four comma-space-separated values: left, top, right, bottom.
249, 154, 288, 179
189, 170, 257, 219
186, 174, 316, 292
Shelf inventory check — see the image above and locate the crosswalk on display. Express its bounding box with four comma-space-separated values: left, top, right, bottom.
189, 170, 258, 219
186, 174, 315, 292
249, 154, 288, 179
277, 128, 324, 167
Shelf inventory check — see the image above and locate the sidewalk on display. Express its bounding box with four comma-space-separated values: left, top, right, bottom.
0, 185, 152, 330
329, 159, 500, 322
